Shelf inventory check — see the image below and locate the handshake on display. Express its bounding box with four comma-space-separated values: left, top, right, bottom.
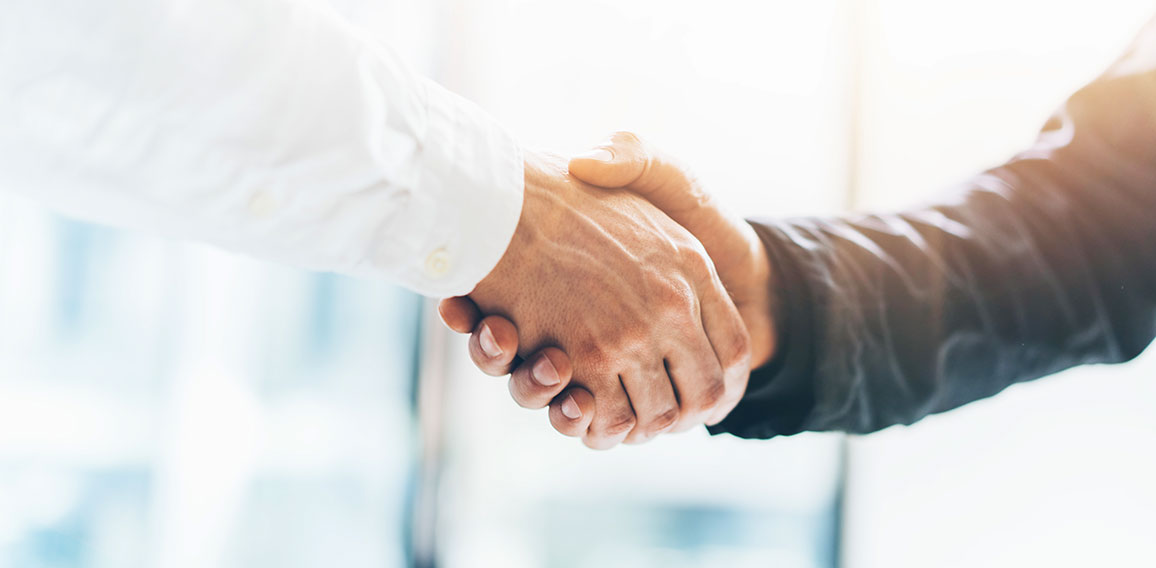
439, 133, 777, 449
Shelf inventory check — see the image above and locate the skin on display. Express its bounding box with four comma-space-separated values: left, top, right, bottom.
456, 149, 751, 449
442, 134, 777, 447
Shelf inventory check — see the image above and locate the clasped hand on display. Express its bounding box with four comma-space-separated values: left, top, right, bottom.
440, 133, 776, 449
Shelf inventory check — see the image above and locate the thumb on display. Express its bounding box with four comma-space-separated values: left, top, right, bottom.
570, 132, 745, 262
568, 132, 649, 189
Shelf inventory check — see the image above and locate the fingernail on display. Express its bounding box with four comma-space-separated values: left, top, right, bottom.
574, 148, 613, 162
560, 394, 582, 420
478, 323, 501, 358
530, 356, 560, 386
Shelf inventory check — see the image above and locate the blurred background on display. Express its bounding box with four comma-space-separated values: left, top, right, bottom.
1, 1, 1155, 567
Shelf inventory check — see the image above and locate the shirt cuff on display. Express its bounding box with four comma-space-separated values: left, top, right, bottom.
390, 79, 524, 297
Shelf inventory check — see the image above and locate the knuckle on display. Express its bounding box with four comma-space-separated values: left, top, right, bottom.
691, 374, 727, 413
721, 331, 751, 369
648, 406, 680, 433
598, 410, 637, 437
659, 278, 697, 310
575, 344, 616, 374
647, 278, 696, 325
590, 326, 650, 363
678, 244, 714, 280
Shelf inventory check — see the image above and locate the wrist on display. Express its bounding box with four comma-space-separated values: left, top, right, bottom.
727, 218, 777, 371
472, 152, 566, 300
745, 235, 777, 369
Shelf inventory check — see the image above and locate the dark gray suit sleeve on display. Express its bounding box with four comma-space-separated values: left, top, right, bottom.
711, 20, 1156, 439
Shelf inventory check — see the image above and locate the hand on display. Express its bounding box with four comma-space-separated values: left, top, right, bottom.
442, 134, 776, 442
570, 133, 776, 366
446, 149, 751, 449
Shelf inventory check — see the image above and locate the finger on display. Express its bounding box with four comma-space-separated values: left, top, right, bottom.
467, 315, 521, 377
664, 327, 728, 433
438, 296, 482, 334
548, 386, 595, 438
619, 365, 680, 444
580, 376, 636, 450
508, 347, 573, 409
697, 277, 752, 426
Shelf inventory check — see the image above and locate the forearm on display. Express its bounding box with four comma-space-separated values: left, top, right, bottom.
0, 0, 522, 296
713, 20, 1156, 439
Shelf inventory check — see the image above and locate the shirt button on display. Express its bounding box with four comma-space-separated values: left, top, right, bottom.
425, 248, 451, 279
248, 190, 278, 217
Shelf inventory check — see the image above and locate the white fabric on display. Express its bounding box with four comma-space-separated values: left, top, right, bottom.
0, 0, 524, 297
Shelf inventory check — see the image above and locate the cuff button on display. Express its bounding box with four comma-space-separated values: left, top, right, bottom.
424, 248, 451, 279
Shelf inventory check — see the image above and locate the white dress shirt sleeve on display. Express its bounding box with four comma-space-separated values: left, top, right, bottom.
0, 0, 524, 297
